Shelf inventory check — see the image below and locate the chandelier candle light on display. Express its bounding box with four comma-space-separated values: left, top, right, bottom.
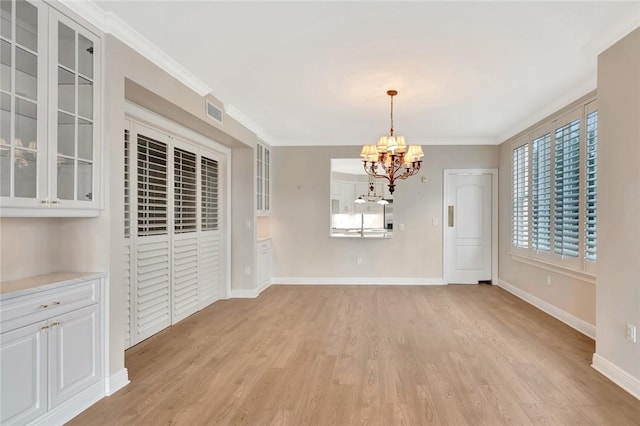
360, 90, 424, 194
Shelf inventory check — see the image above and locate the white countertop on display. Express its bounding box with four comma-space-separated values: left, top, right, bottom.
0, 271, 106, 300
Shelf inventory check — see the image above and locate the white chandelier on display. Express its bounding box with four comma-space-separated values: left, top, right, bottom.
360, 90, 423, 194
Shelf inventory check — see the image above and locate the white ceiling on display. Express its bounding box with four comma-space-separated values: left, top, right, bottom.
94, 1, 640, 146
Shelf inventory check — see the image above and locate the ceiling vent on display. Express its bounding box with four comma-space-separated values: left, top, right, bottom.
206, 100, 223, 124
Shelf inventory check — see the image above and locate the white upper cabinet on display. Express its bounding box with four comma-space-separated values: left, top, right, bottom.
256, 141, 271, 215
0, 1, 101, 216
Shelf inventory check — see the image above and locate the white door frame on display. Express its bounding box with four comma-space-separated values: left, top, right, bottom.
443, 169, 498, 285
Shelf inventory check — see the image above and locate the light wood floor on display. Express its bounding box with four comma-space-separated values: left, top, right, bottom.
70, 285, 640, 425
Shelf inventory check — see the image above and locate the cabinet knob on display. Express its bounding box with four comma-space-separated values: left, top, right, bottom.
52, 301, 61, 305
40, 199, 50, 205
51, 198, 60, 205
39, 304, 48, 309
41, 325, 49, 330
51, 322, 60, 327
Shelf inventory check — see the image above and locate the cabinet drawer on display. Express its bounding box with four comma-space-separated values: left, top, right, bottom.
0, 280, 100, 333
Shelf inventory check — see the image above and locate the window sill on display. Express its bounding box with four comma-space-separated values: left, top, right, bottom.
510, 252, 596, 285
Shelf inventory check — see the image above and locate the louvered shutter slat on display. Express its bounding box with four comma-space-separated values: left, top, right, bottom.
512, 144, 529, 248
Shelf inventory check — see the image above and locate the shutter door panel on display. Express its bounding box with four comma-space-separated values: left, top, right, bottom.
199, 231, 221, 307
135, 237, 170, 341
123, 241, 132, 348
172, 235, 199, 322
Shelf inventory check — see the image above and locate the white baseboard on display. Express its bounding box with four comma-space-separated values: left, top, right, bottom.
32, 380, 105, 426
496, 279, 596, 339
592, 353, 640, 400
272, 277, 446, 286
106, 368, 130, 396
230, 289, 259, 298
257, 280, 272, 295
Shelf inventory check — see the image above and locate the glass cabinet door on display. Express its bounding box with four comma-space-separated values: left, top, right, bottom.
51, 13, 99, 206
0, 0, 46, 205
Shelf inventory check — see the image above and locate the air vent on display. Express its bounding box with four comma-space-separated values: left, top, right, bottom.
206, 101, 223, 124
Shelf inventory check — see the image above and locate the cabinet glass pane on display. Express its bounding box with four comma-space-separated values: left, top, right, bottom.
15, 98, 36, 149
1, 39, 10, 92
1, 93, 9, 196
78, 34, 93, 78
78, 77, 92, 119
0, 146, 9, 196
78, 118, 92, 160
57, 156, 74, 200
58, 22, 75, 70
0, 93, 9, 147
15, 47, 37, 100
16, 0, 37, 52
0, 0, 11, 40
77, 160, 92, 201
58, 66, 74, 113
14, 148, 36, 197
57, 112, 74, 156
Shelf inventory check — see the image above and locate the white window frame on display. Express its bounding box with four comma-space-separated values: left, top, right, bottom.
510, 100, 597, 278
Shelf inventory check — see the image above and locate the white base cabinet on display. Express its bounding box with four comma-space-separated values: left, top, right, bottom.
0, 273, 107, 425
257, 239, 272, 290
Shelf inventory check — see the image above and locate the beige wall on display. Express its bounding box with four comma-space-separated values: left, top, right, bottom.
271, 145, 498, 279
595, 27, 640, 382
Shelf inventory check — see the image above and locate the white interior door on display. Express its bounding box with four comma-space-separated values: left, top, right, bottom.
444, 170, 496, 284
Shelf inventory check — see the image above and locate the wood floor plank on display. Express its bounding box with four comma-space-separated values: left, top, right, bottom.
69, 285, 640, 425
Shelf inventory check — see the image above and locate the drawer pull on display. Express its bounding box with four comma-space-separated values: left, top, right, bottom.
51, 322, 60, 327
39, 304, 49, 309
41, 325, 49, 330
52, 301, 61, 305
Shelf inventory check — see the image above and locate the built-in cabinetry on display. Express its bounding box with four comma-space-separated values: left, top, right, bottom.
331, 179, 385, 213
257, 239, 272, 290
256, 141, 271, 215
0, 272, 106, 425
0, 0, 101, 217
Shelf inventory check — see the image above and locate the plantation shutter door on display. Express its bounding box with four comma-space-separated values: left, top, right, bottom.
172, 146, 199, 323
135, 128, 171, 342
553, 118, 581, 257
199, 155, 221, 307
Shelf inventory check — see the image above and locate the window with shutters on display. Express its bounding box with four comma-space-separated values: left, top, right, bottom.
174, 147, 197, 233
512, 143, 529, 248
137, 135, 167, 237
510, 100, 597, 274
201, 156, 218, 231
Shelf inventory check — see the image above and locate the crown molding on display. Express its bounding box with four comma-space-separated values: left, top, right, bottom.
58, 0, 212, 97
224, 104, 278, 146
274, 137, 499, 147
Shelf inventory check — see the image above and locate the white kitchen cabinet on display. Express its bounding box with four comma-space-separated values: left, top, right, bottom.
0, 0, 102, 217
257, 239, 272, 290
0, 321, 48, 425
256, 141, 271, 215
0, 272, 106, 425
49, 304, 101, 407
340, 182, 355, 213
